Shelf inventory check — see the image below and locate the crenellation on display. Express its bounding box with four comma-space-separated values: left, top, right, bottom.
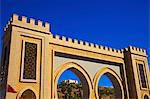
12, 14, 19, 21
62, 36, 67, 41
90, 43, 94, 47
8, 20, 11, 26
64, 39, 124, 55
4, 26, 7, 32
117, 50, 121, 53
9, 14, 50, 33
30, 18, 35, 25
4, 14, 146, 57
85, 42, 89, 46
93, 44, 96, 48
132, 46, 136, 50
74, 39, 78, 44
10, 16, 13, 22
22, 16, 27, 23
6, 24, 9, 29
95, 44, 99, 49
124, 48, 128, 51
2, 15, 135, 57
116, 50, 119, 53
99, 45, 103, 50
108, 47, 112, 51
111, 48, 114, 52
4, 27, 7, 31
121, 49, 124, 52
79, 40, 84, 45
143, 49, 146, 53
45, 22, 50, 29
5, 24, 8, 31
119, 50, 123, 53
127, 46, 147, 56
138, 48, 140, 51
55, 35, 60, 40
38, 20, 43, 27
101, 46, 105, 50
4, 20, 11, 32
68, 38, 72, 42
113, 49, 117, 52
4, 24, 9, 32
104, 46, 108, 50
129, 46, 133, 50
135, 47, 138, 51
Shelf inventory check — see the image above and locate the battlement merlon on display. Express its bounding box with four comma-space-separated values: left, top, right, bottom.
124, 46, 147, 57
49, 34, 124, 58
4, 14, 51, 34
50, 34, 148, 58
3, 14, 147, 58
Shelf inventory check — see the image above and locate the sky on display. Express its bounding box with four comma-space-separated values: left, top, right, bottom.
58, 70, 113, 87
1, 0, 150, 87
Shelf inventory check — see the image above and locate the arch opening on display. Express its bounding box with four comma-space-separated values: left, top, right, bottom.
54, 62, 92, 99
56, 66, 90, 99
94, 68, 124, 99
144, 95, 149, 99
98, 74, 114, 99
98, 73, 122, 99
20, 89, 36, 99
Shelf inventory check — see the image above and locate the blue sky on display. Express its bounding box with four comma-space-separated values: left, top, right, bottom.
1, 0, 149, 87
58, 70, 113, 87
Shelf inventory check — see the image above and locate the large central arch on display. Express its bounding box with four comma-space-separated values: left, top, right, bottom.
93, 67, 124, 99
54, 62, 93, 99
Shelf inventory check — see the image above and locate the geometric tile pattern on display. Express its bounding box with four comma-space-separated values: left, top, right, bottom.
23, 42, 37, 80
138, 64, 147, 88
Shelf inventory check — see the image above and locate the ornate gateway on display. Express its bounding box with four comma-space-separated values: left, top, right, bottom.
1, 14, 150, 99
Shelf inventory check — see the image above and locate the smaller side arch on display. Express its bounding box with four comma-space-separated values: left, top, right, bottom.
17, 87, 38, 99
142, 93, 150, 99
93, 67, 124, 99
54, 62, 93, 99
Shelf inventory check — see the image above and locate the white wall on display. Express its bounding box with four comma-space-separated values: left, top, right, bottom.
54, 56, 121, 80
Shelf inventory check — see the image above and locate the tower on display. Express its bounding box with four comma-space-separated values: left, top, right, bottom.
124, 46, 150, 99
1, 14, 52, 99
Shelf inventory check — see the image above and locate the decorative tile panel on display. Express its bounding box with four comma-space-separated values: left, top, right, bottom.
23, 42, 37, 80
138, 64, 147, 88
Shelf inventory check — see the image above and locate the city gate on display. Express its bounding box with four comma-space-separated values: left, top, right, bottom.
1, 14, 150, 99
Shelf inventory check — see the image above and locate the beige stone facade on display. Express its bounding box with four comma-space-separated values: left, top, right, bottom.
0, 14, 150, 99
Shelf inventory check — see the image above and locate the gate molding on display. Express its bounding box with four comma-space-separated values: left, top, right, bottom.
54, 62, 93, 98
93, 67, 124, 99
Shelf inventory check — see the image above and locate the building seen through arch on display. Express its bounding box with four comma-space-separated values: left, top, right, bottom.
57, 70, 83, 99
0, 14, 150, 99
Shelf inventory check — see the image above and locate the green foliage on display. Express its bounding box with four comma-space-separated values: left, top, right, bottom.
57, 82, 82, 99
98, 86, 115, 99
57, 82, 115, 99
